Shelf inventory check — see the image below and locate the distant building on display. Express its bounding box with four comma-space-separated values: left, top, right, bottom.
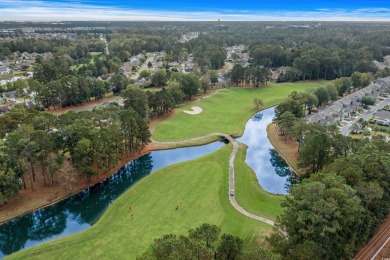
373, 110, 390, 126
118, 66, 132, 76
0, 65, 10, 75
384, 55, 390, 66
2, 90, 17, 101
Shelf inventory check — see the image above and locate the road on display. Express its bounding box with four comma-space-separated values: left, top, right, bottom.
340, 98, 390, 136
130, 56, 154, 80
354, 214, 390, 260
74, 98, 124, 112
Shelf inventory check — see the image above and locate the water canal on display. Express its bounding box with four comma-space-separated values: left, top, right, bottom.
0, 107, 293, 258
238, 107, 294, 195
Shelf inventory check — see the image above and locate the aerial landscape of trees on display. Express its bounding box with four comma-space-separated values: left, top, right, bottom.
1, 20, 390, 258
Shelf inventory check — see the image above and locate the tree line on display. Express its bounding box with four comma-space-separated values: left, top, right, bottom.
228, 64, 272, 87
138, 223, 281, 260
269, 87, 390, 258
0, 91, 153, 206
269, 134, 390, 259
0, 79, 193, 205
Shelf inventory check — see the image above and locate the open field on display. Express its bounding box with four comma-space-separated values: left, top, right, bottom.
153, 81, 329, 142
7, 145, 276, 259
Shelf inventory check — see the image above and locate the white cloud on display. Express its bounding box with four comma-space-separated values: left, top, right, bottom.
0, 1, 390, 21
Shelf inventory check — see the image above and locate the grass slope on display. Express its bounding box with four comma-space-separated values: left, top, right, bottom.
7, 145, 276, 259
153, 81, 328, 142
235, 144, 284, 221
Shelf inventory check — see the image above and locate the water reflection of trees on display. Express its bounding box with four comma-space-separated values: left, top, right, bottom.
28, 207, 67, 241
66, 153, 153, 225
269, 149, 292, 177
0, 153, 153, 257
269, 149, 296, 192
251, 113, 263, 121
0, 216, 32, 255
0, 205, 67, 256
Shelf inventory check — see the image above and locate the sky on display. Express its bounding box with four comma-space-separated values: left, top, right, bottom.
1, 0, 390, 21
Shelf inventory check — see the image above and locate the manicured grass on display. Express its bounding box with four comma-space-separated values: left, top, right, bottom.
153, 81, 329, 142
235, 144, 284, 221
7, 145, 275, 259
89, 52, 103, 57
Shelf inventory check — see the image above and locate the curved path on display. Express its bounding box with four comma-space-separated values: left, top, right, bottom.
152, 133, 275, 226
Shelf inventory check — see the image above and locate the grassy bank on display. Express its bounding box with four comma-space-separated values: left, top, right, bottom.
7, 145, 277, 259
153, 81, 328, 142
234, 144, 284, 221
267, 123, 301, 174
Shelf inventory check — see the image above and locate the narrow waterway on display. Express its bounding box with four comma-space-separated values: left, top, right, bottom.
238, 107, 294, 194
0, 107, 294, 258
0, 142, 224, 258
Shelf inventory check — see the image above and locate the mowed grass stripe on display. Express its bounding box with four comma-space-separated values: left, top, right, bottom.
234, 144, 284, 221
153, 81, 328, 142
7, 145, 275, 259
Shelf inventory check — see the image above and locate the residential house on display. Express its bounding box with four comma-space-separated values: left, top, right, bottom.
373, 110, 390, 126
118, 66, 132, 76
0, 65, 10, 75
135, 77, 151, 87
2, 90, 17, 102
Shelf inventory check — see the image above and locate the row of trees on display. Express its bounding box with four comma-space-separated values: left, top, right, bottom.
138, 223, 280, 259
270, 136, 390, 259
270, 88, 390, 258
0, 91, 152, 204
274, 72, 374, 128
268, 45, 378, 82
228, 64, 272, 87
29, 76, 110, 108
0, 38, 105, 61
33, 54, 122, 84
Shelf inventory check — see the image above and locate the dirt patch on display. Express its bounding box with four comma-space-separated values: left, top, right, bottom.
46, 94, 120, 115
183, 106, 203, 115
267, 123, 303, 175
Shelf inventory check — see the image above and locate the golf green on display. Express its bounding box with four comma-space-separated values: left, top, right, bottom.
7, 145, 277, 259
153, 81, 328, 142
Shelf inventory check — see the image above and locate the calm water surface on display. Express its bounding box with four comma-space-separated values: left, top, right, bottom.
238, 107, 294, 194
0, 107, 294, 258
0, 142, 224, 258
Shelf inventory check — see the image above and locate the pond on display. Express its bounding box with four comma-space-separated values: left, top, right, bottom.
0, 142, 224, 258
238, 107, 294, 194
0, 106, 294, 258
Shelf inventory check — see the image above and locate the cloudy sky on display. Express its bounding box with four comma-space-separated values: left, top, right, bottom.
1, 0, 390, 21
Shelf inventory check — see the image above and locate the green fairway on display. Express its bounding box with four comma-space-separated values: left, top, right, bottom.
235, 145, 284, 221
8, 145, 277, 259
153, 81, 329, 142
89, 52, 103, 57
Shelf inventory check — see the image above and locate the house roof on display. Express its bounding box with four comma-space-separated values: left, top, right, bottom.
362, 86, 374, 94
0, 66, 9, 72
307, 113, 325, 123
2, 90, 16, 98
375, 110, 390, 121
339, 97, 353, 106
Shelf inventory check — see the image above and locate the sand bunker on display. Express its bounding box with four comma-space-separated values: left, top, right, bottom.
183, 106, 203, 115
